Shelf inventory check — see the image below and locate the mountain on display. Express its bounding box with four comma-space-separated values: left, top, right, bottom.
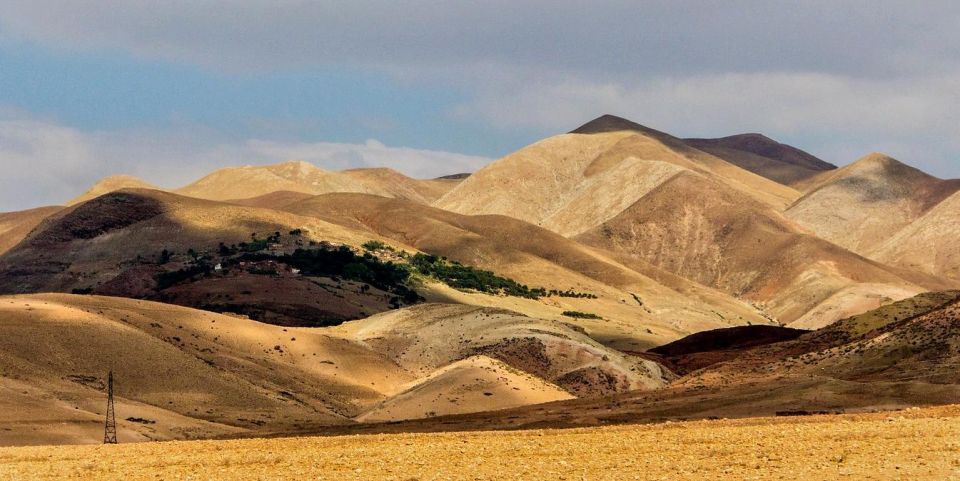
0, 294, 668, 445
434, 115, 946, 328
0, 206, 62, 255
0, 188, 772, 348
282, 192, 774, 349
66, 175, 159, 206
434, 115, 802, 237
786, 153, 960, 256
573, 169, 943, 328
684, 133, 836, 186
871, 190, 960, 280
175, 161, 456, 205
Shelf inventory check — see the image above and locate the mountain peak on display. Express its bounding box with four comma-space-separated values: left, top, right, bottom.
844, 152, 924, 178
684, 133, 837, 173
851, 152, 901, 167
570, 114, 652, 134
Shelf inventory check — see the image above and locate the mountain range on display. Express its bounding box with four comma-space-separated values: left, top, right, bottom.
2, 114, 959, 445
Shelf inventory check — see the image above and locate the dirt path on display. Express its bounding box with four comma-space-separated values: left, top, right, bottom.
2, 406, 959, 480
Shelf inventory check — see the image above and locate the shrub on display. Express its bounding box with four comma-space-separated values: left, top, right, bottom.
410, 253, 543, 299
362, 240, 392, 252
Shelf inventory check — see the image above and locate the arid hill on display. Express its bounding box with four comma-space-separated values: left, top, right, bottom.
675, 290, 960, 386
0, 189, 773, 347
431, 115, 955, 327
786, 153, 960, 256
175, 161, 456, 204
0, 189, 426, 325
310, 292, 960, 435
0, 294, 668, 445
684, 133, 836, 186
871, 190, 960, 280
435, 115, 801, 237
574, 169, 947, 328
0, 189, 378, 294
283, 192, 773, 348
0, 206, 62, 255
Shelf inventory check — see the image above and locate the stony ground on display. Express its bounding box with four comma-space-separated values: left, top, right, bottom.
2, 406, 960, 480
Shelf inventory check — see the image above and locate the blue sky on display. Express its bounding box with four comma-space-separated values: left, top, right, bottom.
1, 1, 958, 210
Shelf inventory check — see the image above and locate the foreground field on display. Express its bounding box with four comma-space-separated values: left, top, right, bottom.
3, 406, 959, 480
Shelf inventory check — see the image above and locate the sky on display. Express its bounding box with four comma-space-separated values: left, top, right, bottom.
1, 1, 959, 210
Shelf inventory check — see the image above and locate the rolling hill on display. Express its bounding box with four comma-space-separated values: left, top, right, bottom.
282, 192, 774, 348
573, 169, 947, 328
175, 161, 457, 204
0, 188, 774, 347
786, 153, 960, 256
0, 294, 669, 445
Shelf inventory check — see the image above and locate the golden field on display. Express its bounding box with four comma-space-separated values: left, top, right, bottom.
2, 406, 959, 480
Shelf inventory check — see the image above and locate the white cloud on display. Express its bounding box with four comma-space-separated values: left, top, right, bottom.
0, 114, 491, 211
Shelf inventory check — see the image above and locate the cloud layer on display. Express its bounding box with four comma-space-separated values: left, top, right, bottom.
0, 114, 490, 211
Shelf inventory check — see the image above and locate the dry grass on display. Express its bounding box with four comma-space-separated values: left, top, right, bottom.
2, 405, 959, 480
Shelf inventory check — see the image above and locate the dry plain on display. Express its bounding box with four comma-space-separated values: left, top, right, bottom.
2, 405, 959, 480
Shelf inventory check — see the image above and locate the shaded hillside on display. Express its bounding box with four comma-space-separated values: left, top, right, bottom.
435, 115, 801, 237
675, 291, 960, 387
786, 153, 960, 256
684, 133, 835, 186
0, 190, 411, 324
574, 170, 945, 327
648, 325, 807, 375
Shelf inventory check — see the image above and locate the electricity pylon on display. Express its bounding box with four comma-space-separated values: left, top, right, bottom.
103, 370, 117, 444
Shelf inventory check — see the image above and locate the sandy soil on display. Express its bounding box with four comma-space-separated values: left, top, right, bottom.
2, 405, 958, 480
